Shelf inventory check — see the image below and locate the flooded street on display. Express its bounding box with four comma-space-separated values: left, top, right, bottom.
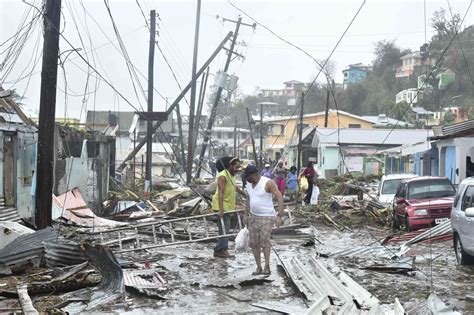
89, 222, 474, 314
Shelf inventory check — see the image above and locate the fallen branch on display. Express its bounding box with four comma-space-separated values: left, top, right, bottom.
17, 284, 38, 315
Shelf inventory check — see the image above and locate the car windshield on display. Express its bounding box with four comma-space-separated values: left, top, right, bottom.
407, 179, 455, 199
381, 179, 402, 194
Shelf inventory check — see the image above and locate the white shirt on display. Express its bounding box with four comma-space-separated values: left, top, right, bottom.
245, 176, 276, 217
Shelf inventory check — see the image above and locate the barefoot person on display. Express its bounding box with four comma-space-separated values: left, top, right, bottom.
212, 156, 246, 258
243, 165, 284, 275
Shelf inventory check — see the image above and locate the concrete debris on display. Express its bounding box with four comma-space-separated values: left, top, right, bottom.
0, 221, 34, 250
427, 293, 462, 315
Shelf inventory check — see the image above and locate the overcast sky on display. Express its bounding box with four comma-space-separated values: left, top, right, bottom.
1, 0, 473, 121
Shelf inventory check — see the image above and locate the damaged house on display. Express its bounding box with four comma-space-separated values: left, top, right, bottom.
312, 128, 432, 178
53, 125, 116, 214
0, 92, 37, 220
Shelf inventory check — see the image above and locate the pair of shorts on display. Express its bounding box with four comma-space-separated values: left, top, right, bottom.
248, 215, 276, 249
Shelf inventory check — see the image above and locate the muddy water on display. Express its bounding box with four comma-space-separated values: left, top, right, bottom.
101, 223, 474, 314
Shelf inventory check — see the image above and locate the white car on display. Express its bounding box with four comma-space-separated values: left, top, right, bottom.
451, 177, 474, 265
377, 174, 418, 208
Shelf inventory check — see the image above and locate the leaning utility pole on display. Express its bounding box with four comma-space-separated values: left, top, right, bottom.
259, 103, 264, 167
297, 92, 304, 172
195, 17, 244, 178
324, 85, 330, 128
193, 67, 210, 154
186, 0, 201, 183
35, 0, 61, 229
246, 108, 258, 167
117, 32, 233, 172
145, 10, 156, 195
176, 104, 186, 166
233, 115, 237, 156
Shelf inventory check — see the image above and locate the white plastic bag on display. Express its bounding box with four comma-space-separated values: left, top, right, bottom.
310, 186, 320, 205
235, 227, 249, 251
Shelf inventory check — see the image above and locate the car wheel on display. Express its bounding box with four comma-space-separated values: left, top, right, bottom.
454, 234, 474, 265
392, 211, 400, 230
404, 216, 412, 232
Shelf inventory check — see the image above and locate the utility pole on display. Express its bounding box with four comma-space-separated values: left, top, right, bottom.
193, 67, 210, 156
233, 115, 237, 156
176, 104, 186, 166
186, 0, 201, 184
324, 85, 330, 128
259, 103, 264, 168
35, 0, 61, 229
117, 32, 232, 172
246, 108, 258, 167
297, 92, 304, 172
195, 17, 248, 178
145, 10, 156, 196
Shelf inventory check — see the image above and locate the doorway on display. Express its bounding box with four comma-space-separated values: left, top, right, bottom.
3, 135, 15, 206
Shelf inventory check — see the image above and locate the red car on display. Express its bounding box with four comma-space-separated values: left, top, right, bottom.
393, 176, 456, 231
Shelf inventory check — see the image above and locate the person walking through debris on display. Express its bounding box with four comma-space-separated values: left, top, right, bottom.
212, 156, 246, 258
243, 165, 284, 275
273, 161, 287, 195
261, 163, 273, 178
287, 166, 298, 201
301, 161, 317, 205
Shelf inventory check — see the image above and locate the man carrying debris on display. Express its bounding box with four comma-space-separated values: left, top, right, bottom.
243, 165, 284, 275
212, 156, 246, 258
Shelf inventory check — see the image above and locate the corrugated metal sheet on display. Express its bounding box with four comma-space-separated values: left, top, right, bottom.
0, 207, 21, 222
402, 219, 452, 247
284, 256, 404, 314
123, 269, 163, 289
44, 241, 87, 268
0, 227, 57, 274
384, 219, 453, 246
286, 257, 380, 308
431, 119, 474, 139
330, 245, 398, 259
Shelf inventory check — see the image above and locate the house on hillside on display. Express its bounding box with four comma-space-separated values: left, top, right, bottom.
396, 51, 434, 78
311, 128, 432, 178
395, 88, 422, 104
342, 63, 372, 89
261, 109, 375, 162
361, 114, 414, 128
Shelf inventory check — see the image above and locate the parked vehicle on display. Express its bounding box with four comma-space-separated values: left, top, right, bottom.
451, 177, 474, 265
393, 176, 456, 231
377, 174, 418, 208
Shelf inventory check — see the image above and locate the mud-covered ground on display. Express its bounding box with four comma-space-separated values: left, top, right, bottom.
1, 220, 471, 314
98, 222, 473, 314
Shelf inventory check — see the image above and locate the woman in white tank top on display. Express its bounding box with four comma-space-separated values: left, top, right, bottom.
243, 165, 284, 276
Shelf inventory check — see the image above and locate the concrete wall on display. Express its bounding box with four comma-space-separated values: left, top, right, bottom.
15, 132, 37, 218
437, 137, 474, 185
317, 146, 339, 178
